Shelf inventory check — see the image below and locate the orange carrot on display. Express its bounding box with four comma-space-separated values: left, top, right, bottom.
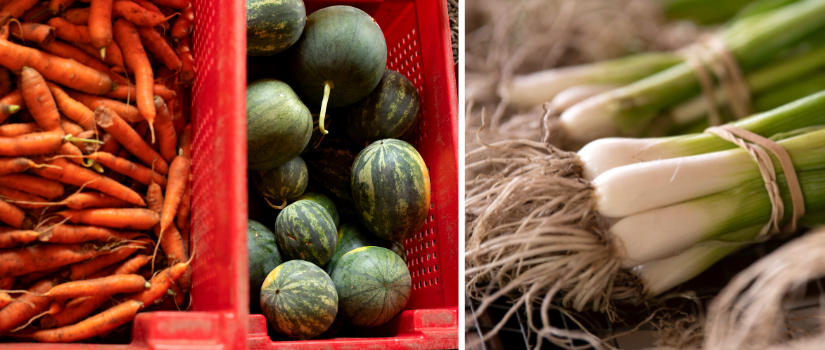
60, 7, 88, 24
0, 198, 28, 228
170, 4, 193, 43
127, 259, 190, 307
58, 142, 85, 165
132, 0, 169, 30
0, 90, 23, 108
48, 0, 75, 15
0, 131, 64, 157
0, 66, 10, 97
68, 238, 149, 280
147, 182, 188, 272
160, 155, 188, 233
69, 89, 141, 123
0, 279, 53, 335
138, 26, 181, 71
154, 97, 177, 162
48, 83, 96, 130
33, 300, 143, 342
9, 23, 55, 45
31, 157, 147, 206
114, 19, 155, 136
89, 0, 112, 51
0, 276, 13, 289
106, 84, 176, 101
179, 39, 195, 85
62, 192, 132, 210
0, 0, 41, 19
20, 1, 53, 23
0, 174, 64, 199
75, 40, 125, 68
96, 133, 119, 155
61, 119, 84, 136
112, 1, 169, 27
41, 254, 149, 328
45, 274, 149, 299
56, 208, 159, 230
0, 186, 48, 209
0, 36, 113, 94
176, 178, 190, 229
94, 105, 168, 174
0, 157, 46, 175
47, 17, 91, 43
0, 291, 11, 308
87, 152, 168, 187
0, 243, 105, 277
15, 266, 62, 285
0, 230, 39, 248
0, 123, 37, 137
21, 67, 63, 133
39, 40, 127, 85
39, 224, 140, 243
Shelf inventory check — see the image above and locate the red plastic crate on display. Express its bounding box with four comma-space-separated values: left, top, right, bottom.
3, 0, 249, 348
247, 0, 459, 349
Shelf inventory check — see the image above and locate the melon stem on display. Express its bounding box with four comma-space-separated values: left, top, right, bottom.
319, 81, 334, 135
264, 197, 288, 210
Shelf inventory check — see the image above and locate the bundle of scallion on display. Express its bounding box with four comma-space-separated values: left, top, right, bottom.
500, 0, 825, 149
465, 91, 825, 346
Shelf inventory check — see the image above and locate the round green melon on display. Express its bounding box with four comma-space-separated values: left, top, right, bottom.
303, 137, 361, 211
351, 139, 431, 241
330, 246, 411, 327
248, 220, 282, 309
301, 113, 332, 155
247, 79, 312, 170
286, 6, 387, 136
274, 200, 337, 266
246, 0, 306, 56
346, 69, 421, 145
296, 192, 339, 227
261, 260, 338, 339
325, 222, 406, 274
252, 156, 308, 209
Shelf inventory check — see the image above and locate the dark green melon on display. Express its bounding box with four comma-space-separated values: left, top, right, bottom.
247, 79, 312, 170
303, 137, 361, 211
261, 260, 338, 339
325, 222, 406, 274
248, 220, 282, 311
346, 69, 421, 145
296, 192, 339, 227
330, 246, 411, 327
301, 113, 332, 155
351, 139, 431, 241
246, 0, 306, 56
274, 200, 337, 266
286, 5, 387, 136
252, 156, 308, 209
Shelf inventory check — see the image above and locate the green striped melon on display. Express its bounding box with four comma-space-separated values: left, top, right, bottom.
346, 69, 421, 145
303, 137, 362, 217
274, 200, 337, 266
286, 5, 387, 136
351, 139, 431, 241
296, 192, 339, 227
301, 113, 332, 155
252, 156, 308, 209
247, 79, 312, 171
246, 0, 306, 56
260, 260, 338, 339
247, 220, 282, 311
325, 222, 406, 274
330, 246, 411, 327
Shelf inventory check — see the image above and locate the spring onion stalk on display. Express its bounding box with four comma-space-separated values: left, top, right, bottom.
546, 84, 618, 113
665, 43, 825, 127
659, 0, 755, 24
594, 128, 825, 218
559, 0, 825, 143
578, 90, 825, 179
502, 53, 682, 108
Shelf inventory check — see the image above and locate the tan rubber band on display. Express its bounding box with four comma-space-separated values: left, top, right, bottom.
678, 36, 751, 126
705, 124, 805, 236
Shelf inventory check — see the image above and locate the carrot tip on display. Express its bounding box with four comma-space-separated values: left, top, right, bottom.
100, 48, 106, 60
8, 105, 19, 114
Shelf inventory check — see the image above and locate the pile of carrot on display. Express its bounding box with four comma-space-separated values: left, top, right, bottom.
0, 0, 196, 343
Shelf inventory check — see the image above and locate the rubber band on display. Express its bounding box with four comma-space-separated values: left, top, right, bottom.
679, 36, 751, 126
705, 124, 805, 237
